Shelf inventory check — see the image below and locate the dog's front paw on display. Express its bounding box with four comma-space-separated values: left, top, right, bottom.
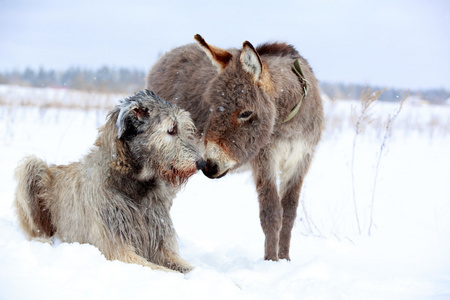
166, 260, 194, 274
177, 263, 194, 274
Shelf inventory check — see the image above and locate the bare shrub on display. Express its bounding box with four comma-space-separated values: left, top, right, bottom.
368, 91, 408, 235
351, 89, 384, 234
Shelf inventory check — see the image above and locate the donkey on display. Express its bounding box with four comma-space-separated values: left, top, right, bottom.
146, 34, 324, 261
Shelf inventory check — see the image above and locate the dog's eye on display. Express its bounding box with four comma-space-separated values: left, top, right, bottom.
168, 124, 178, 135
238, 111, 253, 120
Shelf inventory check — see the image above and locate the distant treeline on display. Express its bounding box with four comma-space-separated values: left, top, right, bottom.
320, 82, 449, 104
0, 66, 145, 94
0, 67, 449, 104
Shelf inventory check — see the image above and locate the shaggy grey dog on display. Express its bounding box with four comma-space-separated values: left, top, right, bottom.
14, 90, 205, 273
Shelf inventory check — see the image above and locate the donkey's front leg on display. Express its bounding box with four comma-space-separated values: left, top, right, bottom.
252, 150, 282, 261
278, 153, 313, 260
278, 174, 303, 260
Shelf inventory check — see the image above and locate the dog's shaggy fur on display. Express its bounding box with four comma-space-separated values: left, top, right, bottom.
14, 90, 205, 273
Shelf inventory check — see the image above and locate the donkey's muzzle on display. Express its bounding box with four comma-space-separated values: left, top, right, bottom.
202, 160, 228, 179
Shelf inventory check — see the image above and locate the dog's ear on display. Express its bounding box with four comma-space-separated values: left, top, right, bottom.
194, 34, 232, 72
110, 138, 132, 174
116, 103, 150, 140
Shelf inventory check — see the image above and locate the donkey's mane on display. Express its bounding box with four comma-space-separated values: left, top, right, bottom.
256, 42, 299, 58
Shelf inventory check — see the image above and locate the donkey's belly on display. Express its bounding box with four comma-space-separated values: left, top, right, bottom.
273, 138, 313, 182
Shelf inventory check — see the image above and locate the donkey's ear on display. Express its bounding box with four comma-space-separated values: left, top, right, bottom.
194, 34, 232, 72
116, 103, 149, 140
240, 41, 263, 82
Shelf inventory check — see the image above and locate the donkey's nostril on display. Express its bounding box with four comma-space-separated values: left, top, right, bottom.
202, 160, 219, 178
195, 159, 206, 170
210, 162, 218, 175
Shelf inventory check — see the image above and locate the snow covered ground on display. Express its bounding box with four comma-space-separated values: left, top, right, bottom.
0, 85, 449, 299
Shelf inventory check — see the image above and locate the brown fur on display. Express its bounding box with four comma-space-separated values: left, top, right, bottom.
14, 90, 205, 273
146, 35, 324, 261
256, 42, 300, 57
194, 34, 233, 71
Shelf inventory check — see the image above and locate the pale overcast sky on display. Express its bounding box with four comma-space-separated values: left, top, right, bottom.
1, 0, 449, 89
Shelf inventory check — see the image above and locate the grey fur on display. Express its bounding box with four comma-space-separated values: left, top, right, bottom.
146, 35, 324, 261
14, 90, 205, 273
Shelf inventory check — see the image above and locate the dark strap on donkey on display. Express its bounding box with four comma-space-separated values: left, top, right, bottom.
282, 58, 309, 123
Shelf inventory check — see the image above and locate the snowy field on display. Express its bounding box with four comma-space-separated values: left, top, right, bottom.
0, 85, 449, 299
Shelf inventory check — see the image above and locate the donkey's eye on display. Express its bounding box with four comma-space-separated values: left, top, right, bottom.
238, 111, 253, 120
168, 124, 178, 135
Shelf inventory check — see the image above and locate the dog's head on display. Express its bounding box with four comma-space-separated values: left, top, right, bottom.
109, 90, 205, 185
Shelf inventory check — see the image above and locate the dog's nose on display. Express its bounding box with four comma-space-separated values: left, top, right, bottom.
195, 159, 206, 171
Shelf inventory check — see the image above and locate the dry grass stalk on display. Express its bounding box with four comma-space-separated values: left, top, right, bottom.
351, 88, 385, 235
368, 90, 409, 235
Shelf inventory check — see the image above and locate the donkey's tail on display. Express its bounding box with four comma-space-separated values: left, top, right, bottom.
14, 156, 55, 239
